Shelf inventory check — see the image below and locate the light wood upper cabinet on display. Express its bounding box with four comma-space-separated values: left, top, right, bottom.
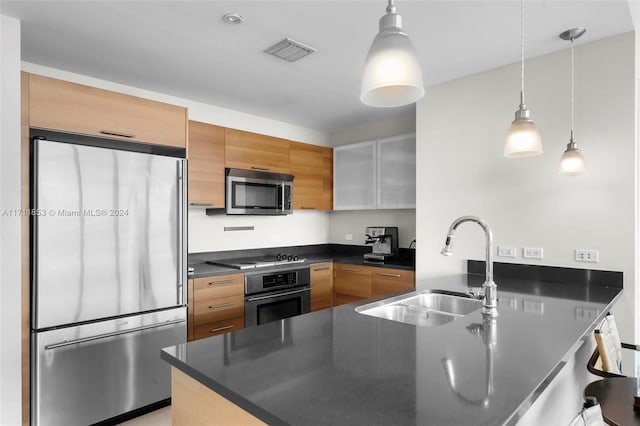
28, 73, 187, 148
310, 262, 333, 311
290, 142, 333, 210
188, 121, 225, 207
224, 128, 290, 173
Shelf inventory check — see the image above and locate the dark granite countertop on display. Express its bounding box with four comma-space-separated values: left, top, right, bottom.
162, 274, 622, 425
188, 244, 415, 278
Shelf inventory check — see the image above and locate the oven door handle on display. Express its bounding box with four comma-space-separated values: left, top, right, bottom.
246, 287, 310, 302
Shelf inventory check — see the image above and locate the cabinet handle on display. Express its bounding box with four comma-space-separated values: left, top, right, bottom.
300, 206, 316, 210
251, 166, 270, 171
209, 325, 234, 333
378, 272, 401, 278
100, 130, 135, 139
344, 268, 360, 272
313, 267, 330, 272
208, 279, 234, 286
208, 302, 233, 310
189, 203, 214, 207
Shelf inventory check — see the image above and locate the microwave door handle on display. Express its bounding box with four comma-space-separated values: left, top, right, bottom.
281, 182, 285, 212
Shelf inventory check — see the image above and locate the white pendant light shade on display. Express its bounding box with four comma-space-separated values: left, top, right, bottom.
559, 28, 587, 176
559, 140, 586, 175
360, 1, 424, 108
504, 0, 543, 157
504, 106, 543, 157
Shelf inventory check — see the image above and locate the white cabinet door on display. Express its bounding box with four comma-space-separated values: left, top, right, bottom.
333, 141, 376, 210
377, 133, 416, 209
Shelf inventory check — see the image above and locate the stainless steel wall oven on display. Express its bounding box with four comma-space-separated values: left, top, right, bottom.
244, 267, 311, 326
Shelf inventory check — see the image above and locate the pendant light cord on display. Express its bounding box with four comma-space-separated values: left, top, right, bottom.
520, 0, 525, 104
570, 36, 575, 141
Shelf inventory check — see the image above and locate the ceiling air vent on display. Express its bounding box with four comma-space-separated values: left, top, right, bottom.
264, 37, 316, 62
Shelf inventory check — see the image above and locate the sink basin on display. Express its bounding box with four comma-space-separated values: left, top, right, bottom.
355, 290, 482, 326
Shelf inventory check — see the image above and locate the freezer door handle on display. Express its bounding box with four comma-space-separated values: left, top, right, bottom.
44, 318, 185, 350
177, 160, 187, 306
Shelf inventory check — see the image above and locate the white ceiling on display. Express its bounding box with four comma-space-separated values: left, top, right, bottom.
0, 0, 634, 132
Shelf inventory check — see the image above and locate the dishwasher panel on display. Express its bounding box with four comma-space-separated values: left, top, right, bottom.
32, 307, 185, 426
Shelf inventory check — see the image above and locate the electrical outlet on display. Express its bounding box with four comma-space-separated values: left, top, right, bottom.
523, 247, 543, 259
576, 249, 599, 263
345, 234, 353, 241
497, 246, 516, 258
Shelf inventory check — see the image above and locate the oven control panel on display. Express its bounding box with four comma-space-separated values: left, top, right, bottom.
245, 266, 311, 296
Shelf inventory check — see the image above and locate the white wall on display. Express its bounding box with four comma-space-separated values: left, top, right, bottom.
416, 33, 636, 341
0, 14, 23, 426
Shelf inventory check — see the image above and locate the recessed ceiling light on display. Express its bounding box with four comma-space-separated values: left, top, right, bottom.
222, 13, 244, 24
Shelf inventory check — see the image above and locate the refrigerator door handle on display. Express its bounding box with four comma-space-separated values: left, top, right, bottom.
44, 318, 186, 350
177, 160, 186, 306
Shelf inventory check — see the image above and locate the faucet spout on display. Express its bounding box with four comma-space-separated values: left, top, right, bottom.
440, 215, 498, 317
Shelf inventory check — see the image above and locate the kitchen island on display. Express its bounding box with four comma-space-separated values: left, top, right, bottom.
161, 273, 621, 425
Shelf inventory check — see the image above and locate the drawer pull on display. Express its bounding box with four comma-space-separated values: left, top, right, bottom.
300, 206, 316, 210
251, 166, 270, 171
313, 267, 330, 272
208, 302, 233, 310
208, 279, 234, 286
378, 273, 401, 278
344, 268, 360, 272
189, 203, 214, 207
100, 130, 135, 139
209, 325, 234, 333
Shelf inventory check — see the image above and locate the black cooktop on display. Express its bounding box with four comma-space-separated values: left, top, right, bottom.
207, 254, 306, 270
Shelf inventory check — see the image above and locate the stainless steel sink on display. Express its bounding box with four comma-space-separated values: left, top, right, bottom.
355, 290, 482, 326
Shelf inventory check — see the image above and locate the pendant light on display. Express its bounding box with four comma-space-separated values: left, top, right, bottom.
558, 28, 587, 176
504, 0, 542, 157
360, 0, 424, 108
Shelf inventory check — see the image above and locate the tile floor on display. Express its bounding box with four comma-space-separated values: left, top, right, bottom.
119, 406, 171, 426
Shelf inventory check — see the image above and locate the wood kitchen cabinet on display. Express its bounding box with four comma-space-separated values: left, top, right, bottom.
333, 263, 415, 306
189, 273, 245, 341
290, 142, 333, 210
310, 262, 334, 311
224, 128, 290, 173
187, 121, 225, 207
371, 267, 415, 296
333, 263, 372, 306
28, 73, 187, 148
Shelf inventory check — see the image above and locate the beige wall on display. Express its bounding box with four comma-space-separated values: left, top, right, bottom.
416, 33, 636, 341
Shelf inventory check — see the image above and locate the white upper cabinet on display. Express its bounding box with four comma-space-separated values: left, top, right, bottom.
333, 141, 377, 210
333, 133, 416, 210
377, 134, 416, 209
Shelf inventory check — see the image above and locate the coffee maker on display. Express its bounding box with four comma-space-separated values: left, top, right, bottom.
364, 226, 399, 262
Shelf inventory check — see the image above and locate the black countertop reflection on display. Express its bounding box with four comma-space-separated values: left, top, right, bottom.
162, 274, 621, 425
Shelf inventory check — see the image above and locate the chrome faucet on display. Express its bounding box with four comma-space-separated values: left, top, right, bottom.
441, 215, 498, 317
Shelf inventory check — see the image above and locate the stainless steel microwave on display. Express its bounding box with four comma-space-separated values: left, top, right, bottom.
225, 168, 293, 215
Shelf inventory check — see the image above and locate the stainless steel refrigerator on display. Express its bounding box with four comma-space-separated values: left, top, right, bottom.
31, 137, 187, 426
